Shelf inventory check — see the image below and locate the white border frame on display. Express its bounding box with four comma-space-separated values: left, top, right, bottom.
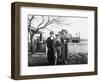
20, 7, 95, 75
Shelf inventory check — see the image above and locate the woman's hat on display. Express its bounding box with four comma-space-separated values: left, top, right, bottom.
50, 31, 54, 34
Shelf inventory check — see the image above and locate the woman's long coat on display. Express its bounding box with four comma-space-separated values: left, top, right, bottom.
46, 37, 55, 64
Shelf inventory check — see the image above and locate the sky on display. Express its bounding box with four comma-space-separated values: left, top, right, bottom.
29, 15, 88, 39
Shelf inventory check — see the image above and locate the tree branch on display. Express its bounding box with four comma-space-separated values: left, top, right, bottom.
28, 15, 35, 22
37, 16, 45, 28
30, 16, 64, 36
28, 15, 35, 33
46, 18, 58, 26
38, 16, 51, 29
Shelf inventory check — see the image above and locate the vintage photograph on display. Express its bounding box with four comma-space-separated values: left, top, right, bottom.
28, 15, 88, 66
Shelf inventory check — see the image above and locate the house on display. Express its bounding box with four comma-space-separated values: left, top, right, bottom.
70, 37, 80, 43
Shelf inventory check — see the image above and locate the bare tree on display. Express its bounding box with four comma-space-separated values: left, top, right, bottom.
28, 15, 63, 54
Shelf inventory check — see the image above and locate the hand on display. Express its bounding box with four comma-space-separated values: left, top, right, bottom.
55, 52, 57, 57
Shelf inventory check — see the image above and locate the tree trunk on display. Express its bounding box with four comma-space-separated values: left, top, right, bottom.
30, 34, 34, 55
40, 33, 42, 41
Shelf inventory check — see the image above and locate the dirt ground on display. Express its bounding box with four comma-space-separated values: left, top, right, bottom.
28, 52, 88, 66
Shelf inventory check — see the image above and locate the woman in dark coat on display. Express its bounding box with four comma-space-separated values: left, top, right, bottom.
46, 31, 55, 65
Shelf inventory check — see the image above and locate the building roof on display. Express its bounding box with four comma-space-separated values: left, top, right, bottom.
71, 37, 80, 40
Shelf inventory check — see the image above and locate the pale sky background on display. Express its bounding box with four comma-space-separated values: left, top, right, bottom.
29, 15, 88, 39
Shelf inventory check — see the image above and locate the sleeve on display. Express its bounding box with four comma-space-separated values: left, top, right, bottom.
46, 38, 49, 48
